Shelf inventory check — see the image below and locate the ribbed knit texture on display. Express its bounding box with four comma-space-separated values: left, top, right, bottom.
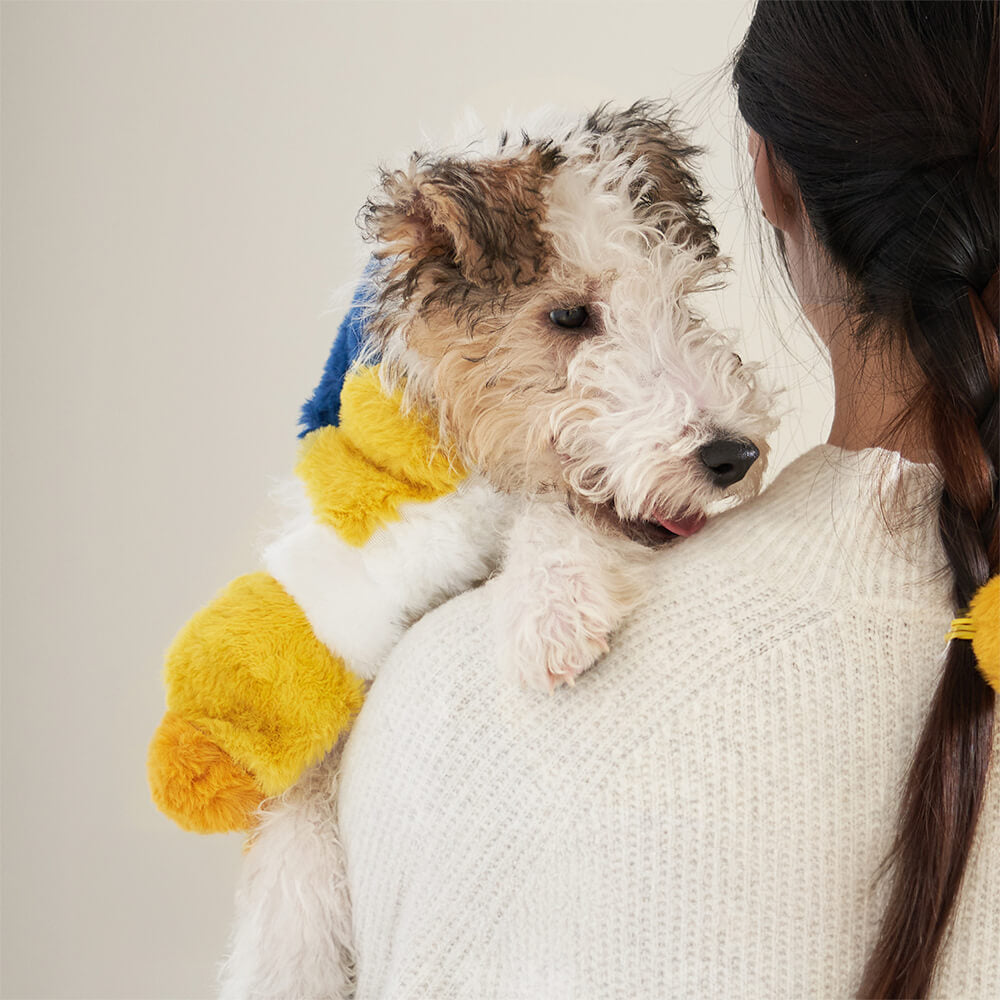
338, 445, 999, 998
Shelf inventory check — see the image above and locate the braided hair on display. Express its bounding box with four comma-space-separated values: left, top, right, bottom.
733, 3, 999, 996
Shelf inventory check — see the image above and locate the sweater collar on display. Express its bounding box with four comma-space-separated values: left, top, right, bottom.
741, 443, 948, 605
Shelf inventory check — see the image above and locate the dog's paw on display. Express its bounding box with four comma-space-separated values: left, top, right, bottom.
516, 627, 611, 693
498, 565, 616, 693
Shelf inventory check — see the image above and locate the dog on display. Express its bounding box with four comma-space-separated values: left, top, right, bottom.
218, 101, 777, 998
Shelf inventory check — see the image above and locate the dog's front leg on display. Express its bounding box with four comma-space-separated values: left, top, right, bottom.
496, 498, 655, 692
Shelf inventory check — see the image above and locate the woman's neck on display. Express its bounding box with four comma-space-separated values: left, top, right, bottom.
808, 304, 933, 463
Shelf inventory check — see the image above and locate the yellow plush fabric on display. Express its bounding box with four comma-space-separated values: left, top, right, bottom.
297, 366, 465, 546
161, 572, 366, 798
150, 365, 463, 833
970, 575, 999, 690
148, 711, 263, 833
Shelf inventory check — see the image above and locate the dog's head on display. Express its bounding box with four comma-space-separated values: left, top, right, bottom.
360, 102, 777, 544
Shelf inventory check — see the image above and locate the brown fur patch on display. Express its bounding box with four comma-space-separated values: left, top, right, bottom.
401, 284, 588, 492
359, 140, 592, 490
584, 101, 719, 257
360, 147, 556, 295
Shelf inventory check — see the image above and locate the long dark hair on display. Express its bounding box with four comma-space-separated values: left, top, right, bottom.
733, 2, 998, 997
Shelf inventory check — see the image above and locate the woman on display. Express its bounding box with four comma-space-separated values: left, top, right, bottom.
735, 5, 997, 996
339, 3, 998, 997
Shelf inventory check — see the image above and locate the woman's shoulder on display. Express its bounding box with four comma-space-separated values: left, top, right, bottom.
650, 442, 949, 613
366, 443, 950, 698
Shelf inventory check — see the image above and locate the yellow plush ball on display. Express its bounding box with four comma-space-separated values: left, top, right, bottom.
148, 711, 263, 833
970, 576, 999, 691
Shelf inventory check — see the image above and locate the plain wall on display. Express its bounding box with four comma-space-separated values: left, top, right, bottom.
1, 2, 832, 997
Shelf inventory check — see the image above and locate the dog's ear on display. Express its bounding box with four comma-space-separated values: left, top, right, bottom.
587, 102, 720, 260
361, 152, 551, 289
630, 132, 719, 259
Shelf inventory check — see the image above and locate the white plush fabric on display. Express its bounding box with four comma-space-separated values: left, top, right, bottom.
338, 444, 1000, 999
264, 476, 512, 679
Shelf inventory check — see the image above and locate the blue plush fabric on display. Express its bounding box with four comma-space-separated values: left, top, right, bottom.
298, 266, 379, 436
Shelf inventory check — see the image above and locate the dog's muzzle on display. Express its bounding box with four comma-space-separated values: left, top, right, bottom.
698, 438, 760, 489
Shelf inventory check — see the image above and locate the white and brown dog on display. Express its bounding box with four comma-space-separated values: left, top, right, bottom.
220, 101, 777, 998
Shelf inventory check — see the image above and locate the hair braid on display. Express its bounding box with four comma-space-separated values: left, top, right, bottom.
854, 27, 999, 986
859, 284, 997, 997
857, 83, 998, 992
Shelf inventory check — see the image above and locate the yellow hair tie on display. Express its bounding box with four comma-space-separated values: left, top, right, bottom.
946, 576, 999, 691
946, 617, 975, 642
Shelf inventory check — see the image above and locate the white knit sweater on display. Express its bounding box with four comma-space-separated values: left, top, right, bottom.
338, 445, 1000, 998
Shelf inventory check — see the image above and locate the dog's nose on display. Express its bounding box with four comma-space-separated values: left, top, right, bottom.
699, 438, 760, 488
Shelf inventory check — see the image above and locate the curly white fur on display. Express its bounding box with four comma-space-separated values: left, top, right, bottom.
218, 749, 350, 1000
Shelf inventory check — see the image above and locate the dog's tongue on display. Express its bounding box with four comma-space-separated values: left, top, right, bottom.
655, 512, 707, 537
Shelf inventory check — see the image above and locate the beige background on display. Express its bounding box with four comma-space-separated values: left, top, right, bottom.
1, 2, 831, 997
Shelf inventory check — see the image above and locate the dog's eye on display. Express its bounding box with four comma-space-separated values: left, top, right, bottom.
548, 306, 590, 330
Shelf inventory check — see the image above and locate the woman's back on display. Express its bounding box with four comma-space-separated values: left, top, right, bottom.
340, 444, 999, 997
